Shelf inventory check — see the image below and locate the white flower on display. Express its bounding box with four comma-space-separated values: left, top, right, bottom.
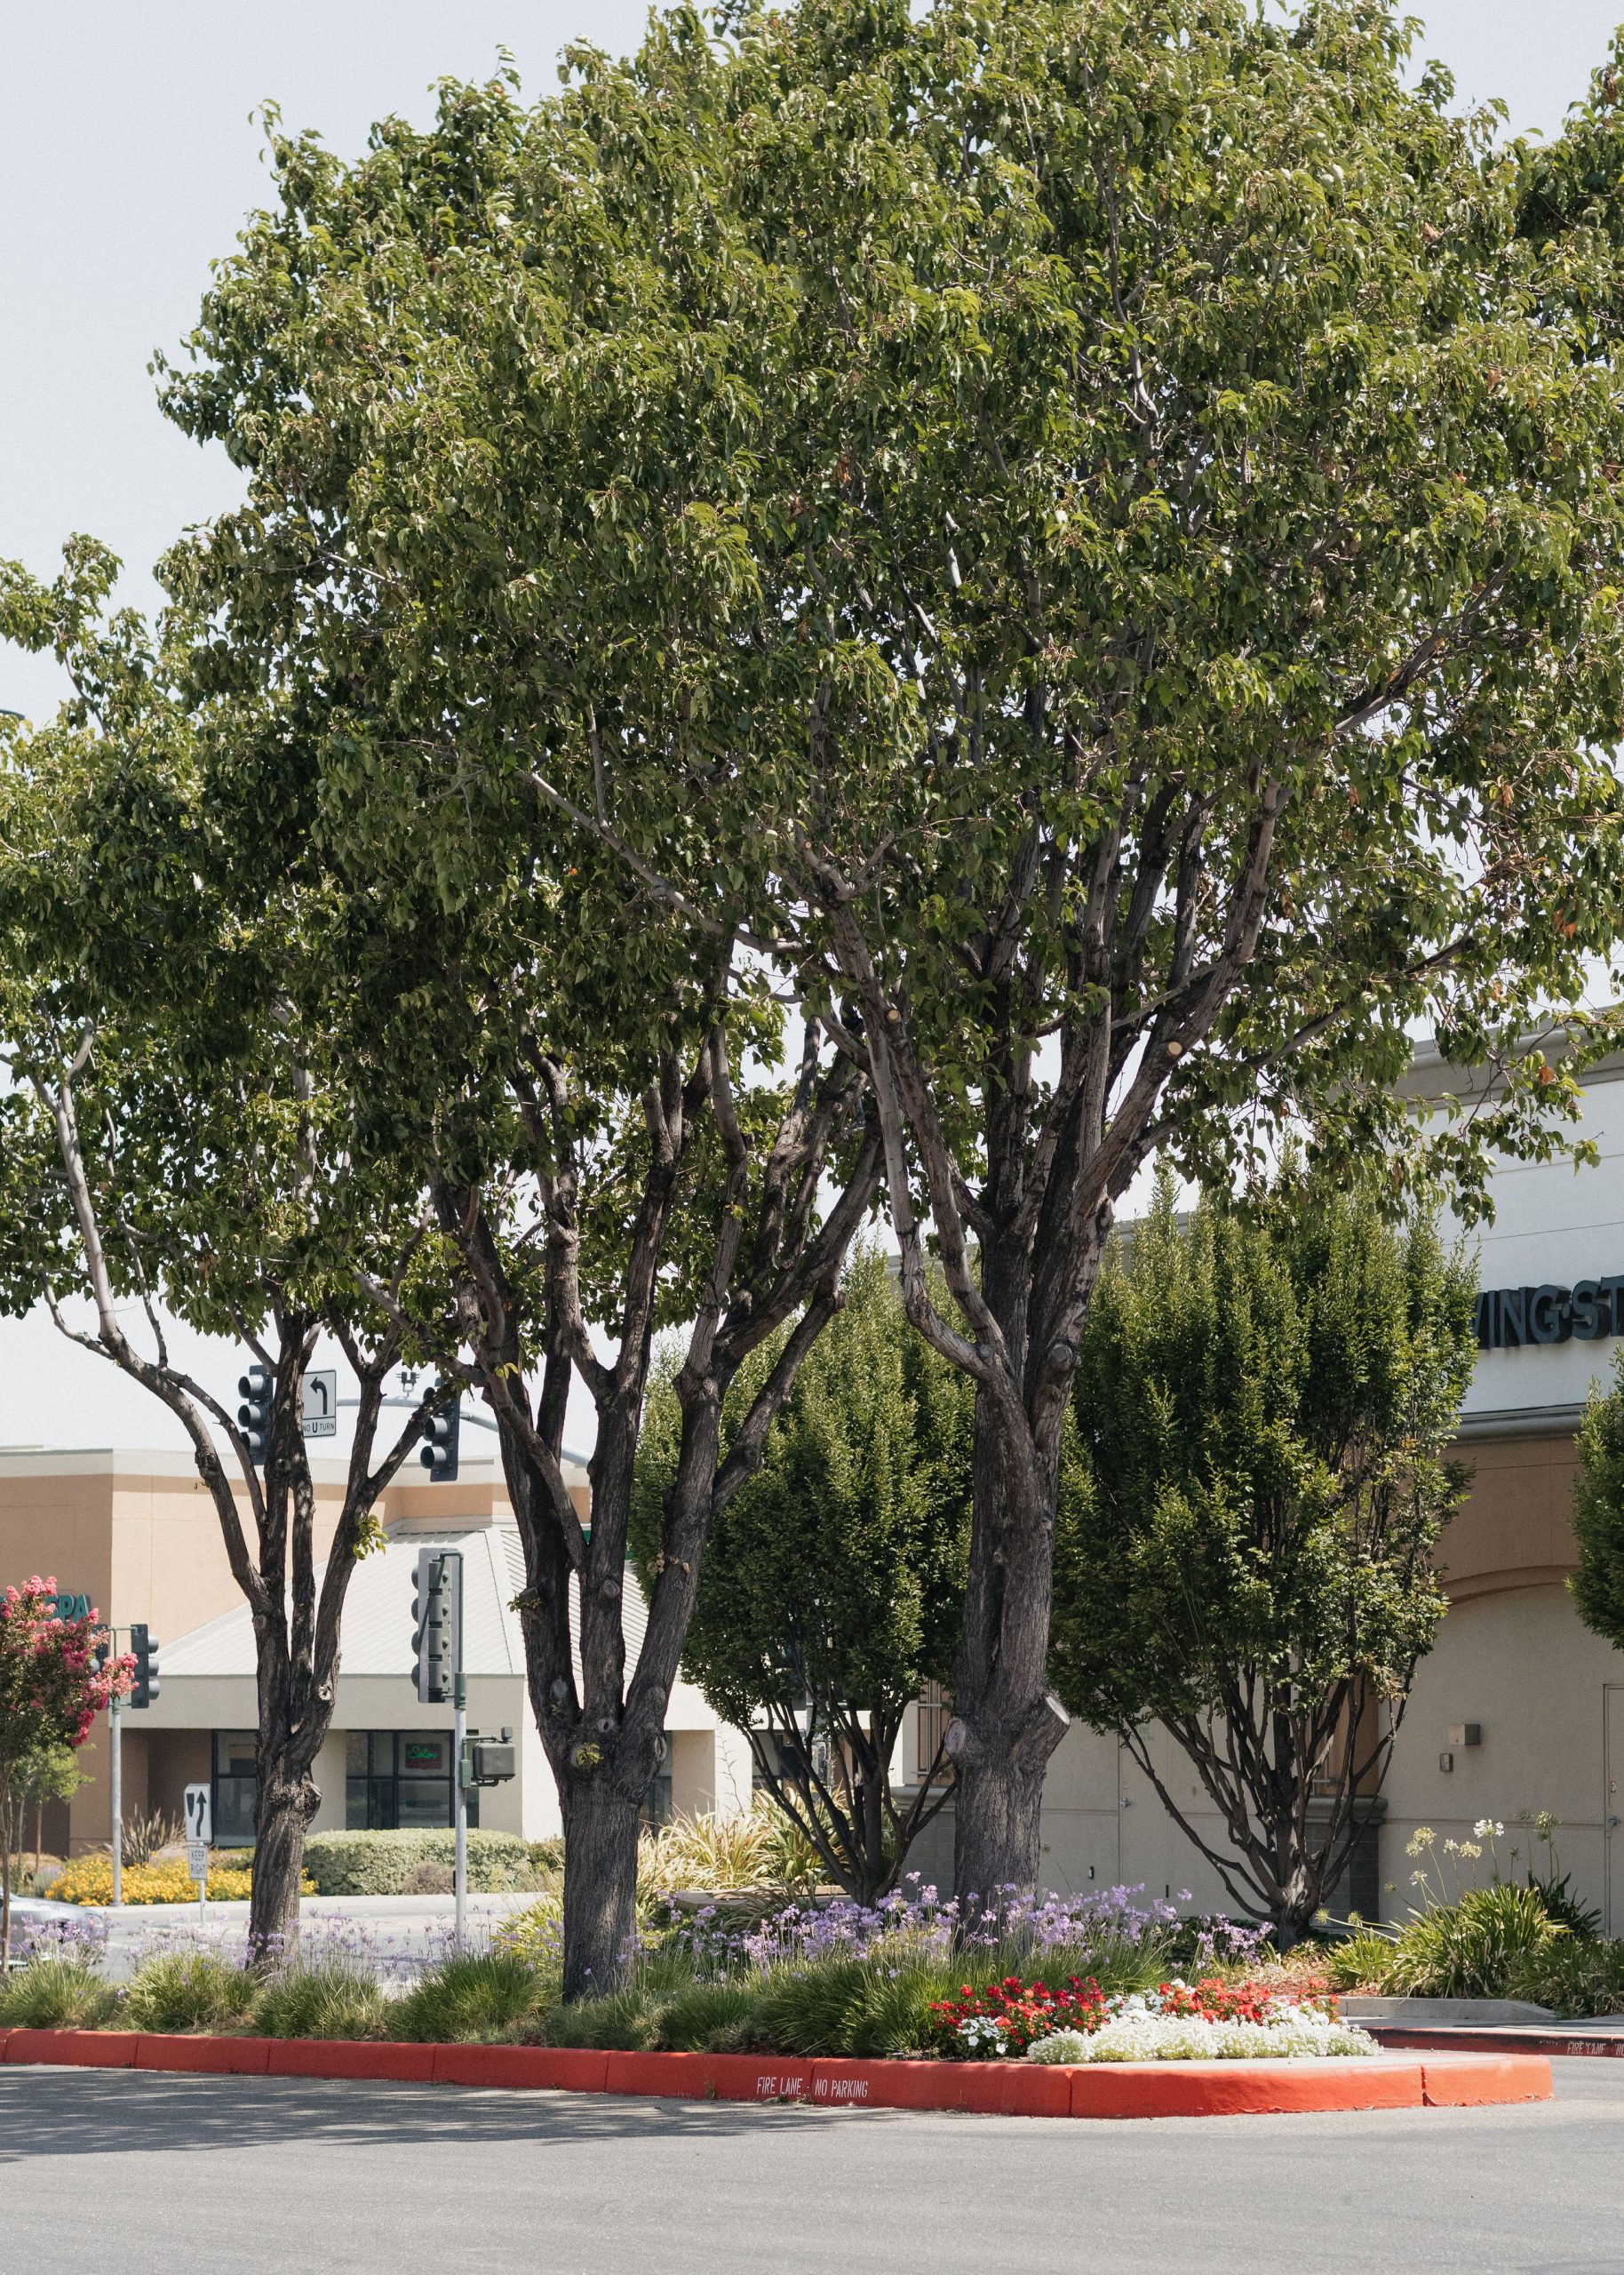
1473, 1819, 1505, 1840
1026, 2012, 1377, 2066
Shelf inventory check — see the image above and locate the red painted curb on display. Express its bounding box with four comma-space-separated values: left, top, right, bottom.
4, 2029, 136, 2069
135, 2035, 273, 2076
1420, 2054, 1552, 2107
1375, 2025, 1624, 2062
0, 2032, 1554, 2116
432, 2046, 610, 2093
1067, 2057, 1425, 2119
266, 2040, 437, 2081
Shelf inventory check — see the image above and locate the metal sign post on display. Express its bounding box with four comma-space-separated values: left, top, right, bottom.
454, 1603, 467, 1954
183, 1784, 212, 1924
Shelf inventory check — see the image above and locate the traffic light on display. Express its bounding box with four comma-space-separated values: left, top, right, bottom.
419, 1394, 460, 1483
410, 1548, 460, 1704
238, 1364, 273, 1465
130, 1622, 160, 1709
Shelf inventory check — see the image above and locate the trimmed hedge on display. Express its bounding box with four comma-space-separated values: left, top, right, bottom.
301, 1830, 553, 1896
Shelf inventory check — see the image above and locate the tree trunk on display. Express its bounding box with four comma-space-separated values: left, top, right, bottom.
0, 1772, 11, 1976
560, 1777, 642, 2000
249, 1761, 318, 1958
948, 1385, 1070, 1910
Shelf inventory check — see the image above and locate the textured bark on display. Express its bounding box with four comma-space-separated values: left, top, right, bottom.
947, 1371, 1071, 1909
248, 1758, 320, 1956
559, 1777, 644, 1999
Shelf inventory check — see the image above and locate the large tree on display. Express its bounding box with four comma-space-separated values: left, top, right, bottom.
149, 81, 883, 1989
154, 0, 1624, 1917
0, 547, 448, 1951
1050, 1169, 1476, 1943
632, 1243, 970, 1902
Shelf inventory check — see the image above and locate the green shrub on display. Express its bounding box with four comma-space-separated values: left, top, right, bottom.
0, 1960, 120, 2030
492, 1895, 562, 1974
123, 1950, 258, 2033
647, 1980, 768, 2053
545, 1983, 665, 2050
1386, 1884, 1566, 1999
1507, 1934, 1624, 2019
394, 1952, 546, 2043
637, 1803, 819, 1900
253, 1959, 388, 2040
302, 1830, 544, 1896
1321, 1930, 1399, 1992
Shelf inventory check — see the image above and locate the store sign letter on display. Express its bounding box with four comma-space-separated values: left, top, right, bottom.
1475, 1277, 1624, 1350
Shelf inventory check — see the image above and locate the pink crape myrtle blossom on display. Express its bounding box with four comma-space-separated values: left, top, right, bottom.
0, 1574, 133, 1968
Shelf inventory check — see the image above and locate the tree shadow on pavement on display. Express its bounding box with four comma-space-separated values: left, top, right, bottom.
0, 2068, 900, 2163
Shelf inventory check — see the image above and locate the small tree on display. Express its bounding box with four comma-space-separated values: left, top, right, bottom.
633, 1246, 970, 1901
1050, 1169, 1476, 1943
1571, 1352, 1624, 1651
0, 550, 450, 1953
0, 1578, 129, 1968
8, 1739, 83, 1875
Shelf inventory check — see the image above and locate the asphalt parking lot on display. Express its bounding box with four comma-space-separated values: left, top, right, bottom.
0, 2055, 1617, 2274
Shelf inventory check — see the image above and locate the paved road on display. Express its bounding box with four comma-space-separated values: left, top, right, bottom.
12, 1891, 540, 1978
0, 2058, 1618, 2275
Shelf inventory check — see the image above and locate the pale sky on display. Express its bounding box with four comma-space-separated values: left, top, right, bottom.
2, 0, 1621, 1452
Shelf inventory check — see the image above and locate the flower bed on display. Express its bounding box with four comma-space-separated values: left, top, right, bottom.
929, 1974, 1375, 2063
51, 1856, 315, 1905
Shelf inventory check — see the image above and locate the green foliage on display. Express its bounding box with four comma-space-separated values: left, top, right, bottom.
1320, 1931, 1402, 1994
301, 1831, 550, 1897
123, 1950, 258, 2033
636, 1804, 817, 1899
0, 1959, 120, 2030
1383, 1885, 1568, 2000
1052, 1164, 1477, 1929
251, 1958, 388, 2041
633, 1248, 970, 1898
1507, 1934, 1624, 2021
1572, 1347, 1624, 1651
394, 1951, 546, 2043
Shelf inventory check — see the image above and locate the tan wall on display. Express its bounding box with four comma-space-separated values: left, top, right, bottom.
1441, 1433, 1581, 1600
1384, 1583, 1624, 1932
0, 1470, 114, 1623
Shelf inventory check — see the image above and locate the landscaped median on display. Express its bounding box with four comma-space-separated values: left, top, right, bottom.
0, 2030, 1552, 2118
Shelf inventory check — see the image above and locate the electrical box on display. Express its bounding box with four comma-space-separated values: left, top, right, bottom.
462, 1729, 517, 1788
1448, 1723, 1482, 1748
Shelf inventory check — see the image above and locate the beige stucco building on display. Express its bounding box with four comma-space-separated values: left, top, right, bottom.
0, 1448, 751, 1856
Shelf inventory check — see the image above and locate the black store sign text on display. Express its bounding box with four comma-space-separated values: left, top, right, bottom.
1475, 1278, 1624, 1350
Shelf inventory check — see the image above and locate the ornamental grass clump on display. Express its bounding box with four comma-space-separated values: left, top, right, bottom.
0, 1957, 120, 2030
252, 1955, 387, 2041
123, 1948, 259, 2033
394, 1950, 546, 2043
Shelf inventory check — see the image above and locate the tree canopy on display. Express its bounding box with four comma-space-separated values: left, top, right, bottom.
31, 0, 1624, 1912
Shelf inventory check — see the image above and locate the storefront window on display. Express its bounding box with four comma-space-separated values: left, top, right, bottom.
212, 1731, 258, 1844
345, 1731, 460, 1830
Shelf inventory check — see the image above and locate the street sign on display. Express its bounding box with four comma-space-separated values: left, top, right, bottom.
186, 1842, 210, 1885
182, 1783, 212, 1846
302, 1368, 338, 1440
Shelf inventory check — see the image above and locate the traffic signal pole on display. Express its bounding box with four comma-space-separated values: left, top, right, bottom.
454, 1661, 468, 1954
109, 1678, 122, 1909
